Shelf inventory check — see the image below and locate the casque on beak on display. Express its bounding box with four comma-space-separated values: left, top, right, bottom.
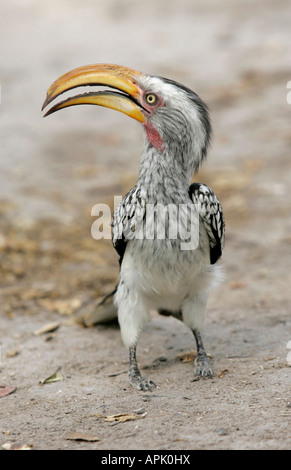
42, 63, 146, 123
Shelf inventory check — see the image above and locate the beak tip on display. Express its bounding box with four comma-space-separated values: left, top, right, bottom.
42, 107, 54, 118
41, 91, 54, 112
41, 97, 49, 112
41, 105, 48, 117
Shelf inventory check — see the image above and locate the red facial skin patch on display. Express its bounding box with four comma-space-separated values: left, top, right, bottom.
144, 121, 165, 152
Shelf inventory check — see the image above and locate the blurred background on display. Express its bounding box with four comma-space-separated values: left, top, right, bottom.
1, 0, 291, 319
1, 0, 291, 450
1, 0, 291, 315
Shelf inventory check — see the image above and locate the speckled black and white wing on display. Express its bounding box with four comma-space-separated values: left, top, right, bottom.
189, 183, 225, 265
112, 186, 146, 266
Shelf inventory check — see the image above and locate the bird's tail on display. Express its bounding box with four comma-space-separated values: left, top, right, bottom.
98, 285, 118, 306
80, 286, 118, 326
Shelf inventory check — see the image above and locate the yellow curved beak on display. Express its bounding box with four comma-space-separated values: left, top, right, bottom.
42, 63, 146, 123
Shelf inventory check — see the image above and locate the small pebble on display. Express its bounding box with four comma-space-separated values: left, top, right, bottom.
191, 376, 200, 382
217, 428, 228, 436
133, 408, 146, 414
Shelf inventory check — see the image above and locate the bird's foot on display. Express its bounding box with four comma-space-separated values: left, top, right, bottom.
129, 372, 157, 392
194, 353, 213, 378
128, 345, 157, 391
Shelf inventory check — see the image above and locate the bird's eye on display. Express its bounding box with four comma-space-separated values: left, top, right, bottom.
145, 93, 159, 106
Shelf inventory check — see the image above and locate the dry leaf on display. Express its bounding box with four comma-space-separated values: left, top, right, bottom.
104, 413, 146, 423
0, 385, 16, 398
218, 369, 229, 378
229, 281, 246, 290
177, 350, 197, 363
2, 441, 32, 450
65, 432, 99, 442
33, 321, 60, 336
40, 370, 63, 384
6, 349, 20, 358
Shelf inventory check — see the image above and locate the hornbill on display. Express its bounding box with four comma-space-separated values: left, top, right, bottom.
42, 64, 225, 391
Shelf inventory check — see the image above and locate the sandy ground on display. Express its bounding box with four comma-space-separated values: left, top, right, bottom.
0, 0, 291, 450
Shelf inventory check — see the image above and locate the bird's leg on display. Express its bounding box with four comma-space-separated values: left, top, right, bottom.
129, 345, 157, 391
192, 329, 213, 378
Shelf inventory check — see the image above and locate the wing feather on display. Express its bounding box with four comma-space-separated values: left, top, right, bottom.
111, 186, 145, 266
189, 182, 225, 264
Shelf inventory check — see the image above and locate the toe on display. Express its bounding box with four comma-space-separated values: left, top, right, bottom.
130, 376, 157, 391
194, 355, 213, 378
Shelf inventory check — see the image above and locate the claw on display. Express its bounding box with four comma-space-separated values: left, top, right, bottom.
130, 375, 157, 392
194, 353, 213, 378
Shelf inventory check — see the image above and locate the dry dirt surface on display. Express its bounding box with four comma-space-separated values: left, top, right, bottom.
0, 0, 291, 451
